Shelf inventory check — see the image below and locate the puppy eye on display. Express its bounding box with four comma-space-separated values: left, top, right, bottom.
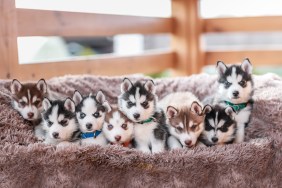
141, 101, 148, 107
80, 113, 86, 119
60, 119, 68, 127
127, 101, 134, 107
218, 127, 228, 132
224, 81, 231, 87
176, 127, 183, 132
19, 101, 26, 106
191, 124, 197, 130
93, 112, 100, 118
205, 122, 214, 131
239, 80, 246, 87
108, 124, 113, 130
47, 120, 53, 127
34, 100, 41, 106
121, 124, 127, 130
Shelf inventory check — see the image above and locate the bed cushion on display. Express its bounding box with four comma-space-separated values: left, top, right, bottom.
0, 73, 281, 187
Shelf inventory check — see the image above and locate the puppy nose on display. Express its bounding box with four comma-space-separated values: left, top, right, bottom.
86, 123, 92, 129
184, 140, 192, 146
233, 91, 239, 97
115, 135, 121, 141
212, 137, 218, 143
52, 132, 59, 139
133, 113, 140, 119
27, 112, 34, 118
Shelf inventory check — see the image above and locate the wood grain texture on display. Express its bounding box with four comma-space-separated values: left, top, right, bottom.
13, 50, 176, 80
204, 16, 282, 33
17, 9, 173, 37
206, 50, 282, 66
0, 0, 19, 79
171, 0, 203, 75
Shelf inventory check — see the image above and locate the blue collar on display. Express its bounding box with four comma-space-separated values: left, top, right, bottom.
81, 130, 102, 139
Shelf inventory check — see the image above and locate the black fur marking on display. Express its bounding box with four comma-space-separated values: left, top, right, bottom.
218, 65, 254, 90
153, 109, 169, 141
120, 81, 156, 108
75, 95, 106, 113
43, 100, 76, 121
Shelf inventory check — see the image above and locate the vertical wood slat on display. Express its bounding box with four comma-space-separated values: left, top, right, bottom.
0, 0, 19, 79
171, 0, 202, 75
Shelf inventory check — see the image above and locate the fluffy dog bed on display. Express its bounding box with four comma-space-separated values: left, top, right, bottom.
0, 73, 281, 188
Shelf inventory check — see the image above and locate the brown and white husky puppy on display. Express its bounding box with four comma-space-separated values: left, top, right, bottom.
159, 92, 211, 149
10, 79, 47, 125
10, 79, 48, 140
102, 106, 134, 147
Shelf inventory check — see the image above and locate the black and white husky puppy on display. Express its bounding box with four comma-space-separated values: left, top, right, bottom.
159, 92, 211, 149
72, 90, 111, 146
102, 106, 134, 147
41, 98, 80, 145
214, 58, 254, 143
118, 78, 168, 153
199, 105, 237, 146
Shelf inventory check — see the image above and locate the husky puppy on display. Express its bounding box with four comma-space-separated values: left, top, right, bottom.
102, 106, 134, 147
159, 92, 211, 149
118, 78, 168, 153
10, 79, 47, 125
72, 90, 111, 146
41, 98, 80, 145
214, 58, 254, 143
199, 105, 237, 146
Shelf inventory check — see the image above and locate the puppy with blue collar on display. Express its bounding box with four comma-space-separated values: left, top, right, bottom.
72, 90, 111, 146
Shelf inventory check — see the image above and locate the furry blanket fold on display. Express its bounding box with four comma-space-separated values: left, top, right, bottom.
0, 73, 281, 188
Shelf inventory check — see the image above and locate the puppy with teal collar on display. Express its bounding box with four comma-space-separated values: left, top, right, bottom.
72, 90, 111, 146
118, 78, 168, 153
214, 58, 254, 143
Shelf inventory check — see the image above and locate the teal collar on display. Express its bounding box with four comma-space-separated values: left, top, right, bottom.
224, 101, 247, 112
138, 117, 154, 124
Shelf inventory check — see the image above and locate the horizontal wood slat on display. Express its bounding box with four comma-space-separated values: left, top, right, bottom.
204, 16, 282, 33
13, 50, 176, 80
205, 50, 282, 66
17, 9, 173, 37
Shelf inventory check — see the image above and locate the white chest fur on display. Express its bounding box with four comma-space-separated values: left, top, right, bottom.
134, 122, 165, 153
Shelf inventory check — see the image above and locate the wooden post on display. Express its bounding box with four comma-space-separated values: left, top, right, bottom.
0, 0, 19, 79
171, 0, 203, 75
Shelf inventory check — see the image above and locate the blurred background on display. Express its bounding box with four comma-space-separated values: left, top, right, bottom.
16, 0, 282, 77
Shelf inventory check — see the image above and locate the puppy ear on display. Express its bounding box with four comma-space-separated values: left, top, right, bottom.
72, 90, 83, 106
121, 78, 133, 93
10, 79, 22, 94
191, 101, 202, 116
96, 90, 106, 104
241, 58, 253, 75
202, 104, 212, 115
144, 80, 156, 94
216, 61, 227, 75
225, 106, 236, 119
43, 98, 51, 111
166, 106, 178, 119
36, 79, 47, 94
103, 100, 112, 113
64, 98, 75, 113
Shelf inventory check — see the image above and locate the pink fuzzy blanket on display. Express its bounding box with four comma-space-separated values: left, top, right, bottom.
0, 73, 281, 188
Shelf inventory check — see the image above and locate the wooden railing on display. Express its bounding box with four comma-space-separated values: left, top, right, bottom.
0, 0, 281, 80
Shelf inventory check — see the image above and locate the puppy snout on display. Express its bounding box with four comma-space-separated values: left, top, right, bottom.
52, 132, 59, 139
212, 137, 218, 143
184, 140, 192, 147
133, 113, 140, 120
115, 135, 121, 141
86, 123, 92, 129
232, 91, 239, 97
27, 112, 34, 118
